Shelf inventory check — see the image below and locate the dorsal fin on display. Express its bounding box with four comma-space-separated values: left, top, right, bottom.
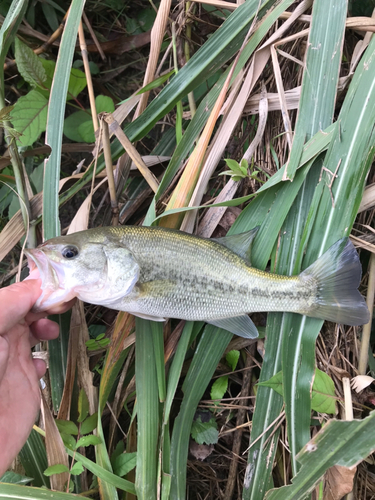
212, 227, 259, 264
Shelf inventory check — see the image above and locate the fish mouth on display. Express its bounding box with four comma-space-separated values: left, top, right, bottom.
25, 248, 66, 312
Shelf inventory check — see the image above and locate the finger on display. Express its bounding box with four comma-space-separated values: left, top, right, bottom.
29, 319, 59, 347
33, 358, 47, 379
0, 280, 42, 334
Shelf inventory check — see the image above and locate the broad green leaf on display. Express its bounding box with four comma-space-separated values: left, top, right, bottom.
43, 464, 69, 476
10, 90, 48, 146
55, 420, 79, 436
267, 411, 375, 499
14, 38, 46, 88
69, 462, 84, 476
210, 376, 228, 401
191, 416, 218, 445
113, 453, 137, 477
0, 472, 33, 485
64, 95, 114, 143
311, 369, 336, 415
77, 388, 89, 423
259, 369, 336, 415
67, 67, 87, 99
63, 110, 90, 142
60, 433, 76, 450
226, 350, 240, 371
95, 94, 115, 113
75, 435, 102, 448
80, 412, 98, 435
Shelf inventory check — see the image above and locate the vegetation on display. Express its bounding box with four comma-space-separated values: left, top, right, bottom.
1, 0, 375, 498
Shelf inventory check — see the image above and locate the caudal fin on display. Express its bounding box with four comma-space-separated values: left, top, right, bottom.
300, 238, 369, 326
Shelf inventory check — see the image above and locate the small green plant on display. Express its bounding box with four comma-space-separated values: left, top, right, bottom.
220, 158, 266, 183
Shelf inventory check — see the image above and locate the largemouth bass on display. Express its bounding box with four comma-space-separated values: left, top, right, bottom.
25, 226, 370, 338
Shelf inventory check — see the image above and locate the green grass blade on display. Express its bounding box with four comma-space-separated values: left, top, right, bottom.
284, 0, 347, 180
151, 321, 166, 402
169, 326, 232, 499
47, 312, 70, 412
18, 429, 50, 488
276, 0, 348, 474
242, 2, 350, 493
164, 321, 195, 425
42, 0, 85, 240
267, 411, 375, 499
65, 448, 136, 495
135, 318, 160, 500
0, 483, 84, 500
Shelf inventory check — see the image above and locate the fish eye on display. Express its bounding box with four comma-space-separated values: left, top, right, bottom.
61, 246, 79, 259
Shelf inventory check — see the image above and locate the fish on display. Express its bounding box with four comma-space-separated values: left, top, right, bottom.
25, 226, 370, 339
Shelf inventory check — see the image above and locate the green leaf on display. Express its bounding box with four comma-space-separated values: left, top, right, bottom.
80, 412, 98, 435
137, 70, 175, 94
95, 94, 115, 113
64, 95, 114, 143
60, 433, 77, 450
69, 461, 84, 476
63, 110, 91, 142
0, 472, 33, 485
67, 67, 87, 99
226, 350, 240, 371
210, 376, 228, 400
10, 90, 48, 146
191, 416, 218, 445
259, 369, 336, 415
14, 38, 46, 88
55, 419, 79, 436
75, 434, 102, 448
311, 369, 336, 415
77, 388, 89, 423
267, 411, 375, 499
43, 464, 70, 476
113, 452, 137, 477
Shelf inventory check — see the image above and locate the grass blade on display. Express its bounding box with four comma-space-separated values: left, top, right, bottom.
267, 411, 375, 499
43, 0, 86, 240
135, 318, 160, 500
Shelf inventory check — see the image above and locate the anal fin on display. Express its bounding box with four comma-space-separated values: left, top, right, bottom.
207, 315, 258, 339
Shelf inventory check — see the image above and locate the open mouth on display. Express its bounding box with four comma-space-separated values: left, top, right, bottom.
24, 248, 62, 312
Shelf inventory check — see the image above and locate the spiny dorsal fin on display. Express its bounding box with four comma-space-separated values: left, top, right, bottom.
212, 227, 259, 264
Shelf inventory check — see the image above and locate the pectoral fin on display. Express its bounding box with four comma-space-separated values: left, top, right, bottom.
207, 315, 258, 339
212, 227, 259, 264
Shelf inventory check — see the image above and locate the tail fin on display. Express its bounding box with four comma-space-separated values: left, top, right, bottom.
300, 238, 369, 326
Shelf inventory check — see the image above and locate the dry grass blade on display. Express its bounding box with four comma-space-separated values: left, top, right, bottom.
41, 395, 69, 491
103, 113, 159, 193
134, 0, 172, 118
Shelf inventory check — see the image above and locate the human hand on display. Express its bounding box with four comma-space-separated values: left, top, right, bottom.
0, 273, 75, 475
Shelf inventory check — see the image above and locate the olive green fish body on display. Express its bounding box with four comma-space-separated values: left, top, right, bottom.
25, 226, 370, 338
